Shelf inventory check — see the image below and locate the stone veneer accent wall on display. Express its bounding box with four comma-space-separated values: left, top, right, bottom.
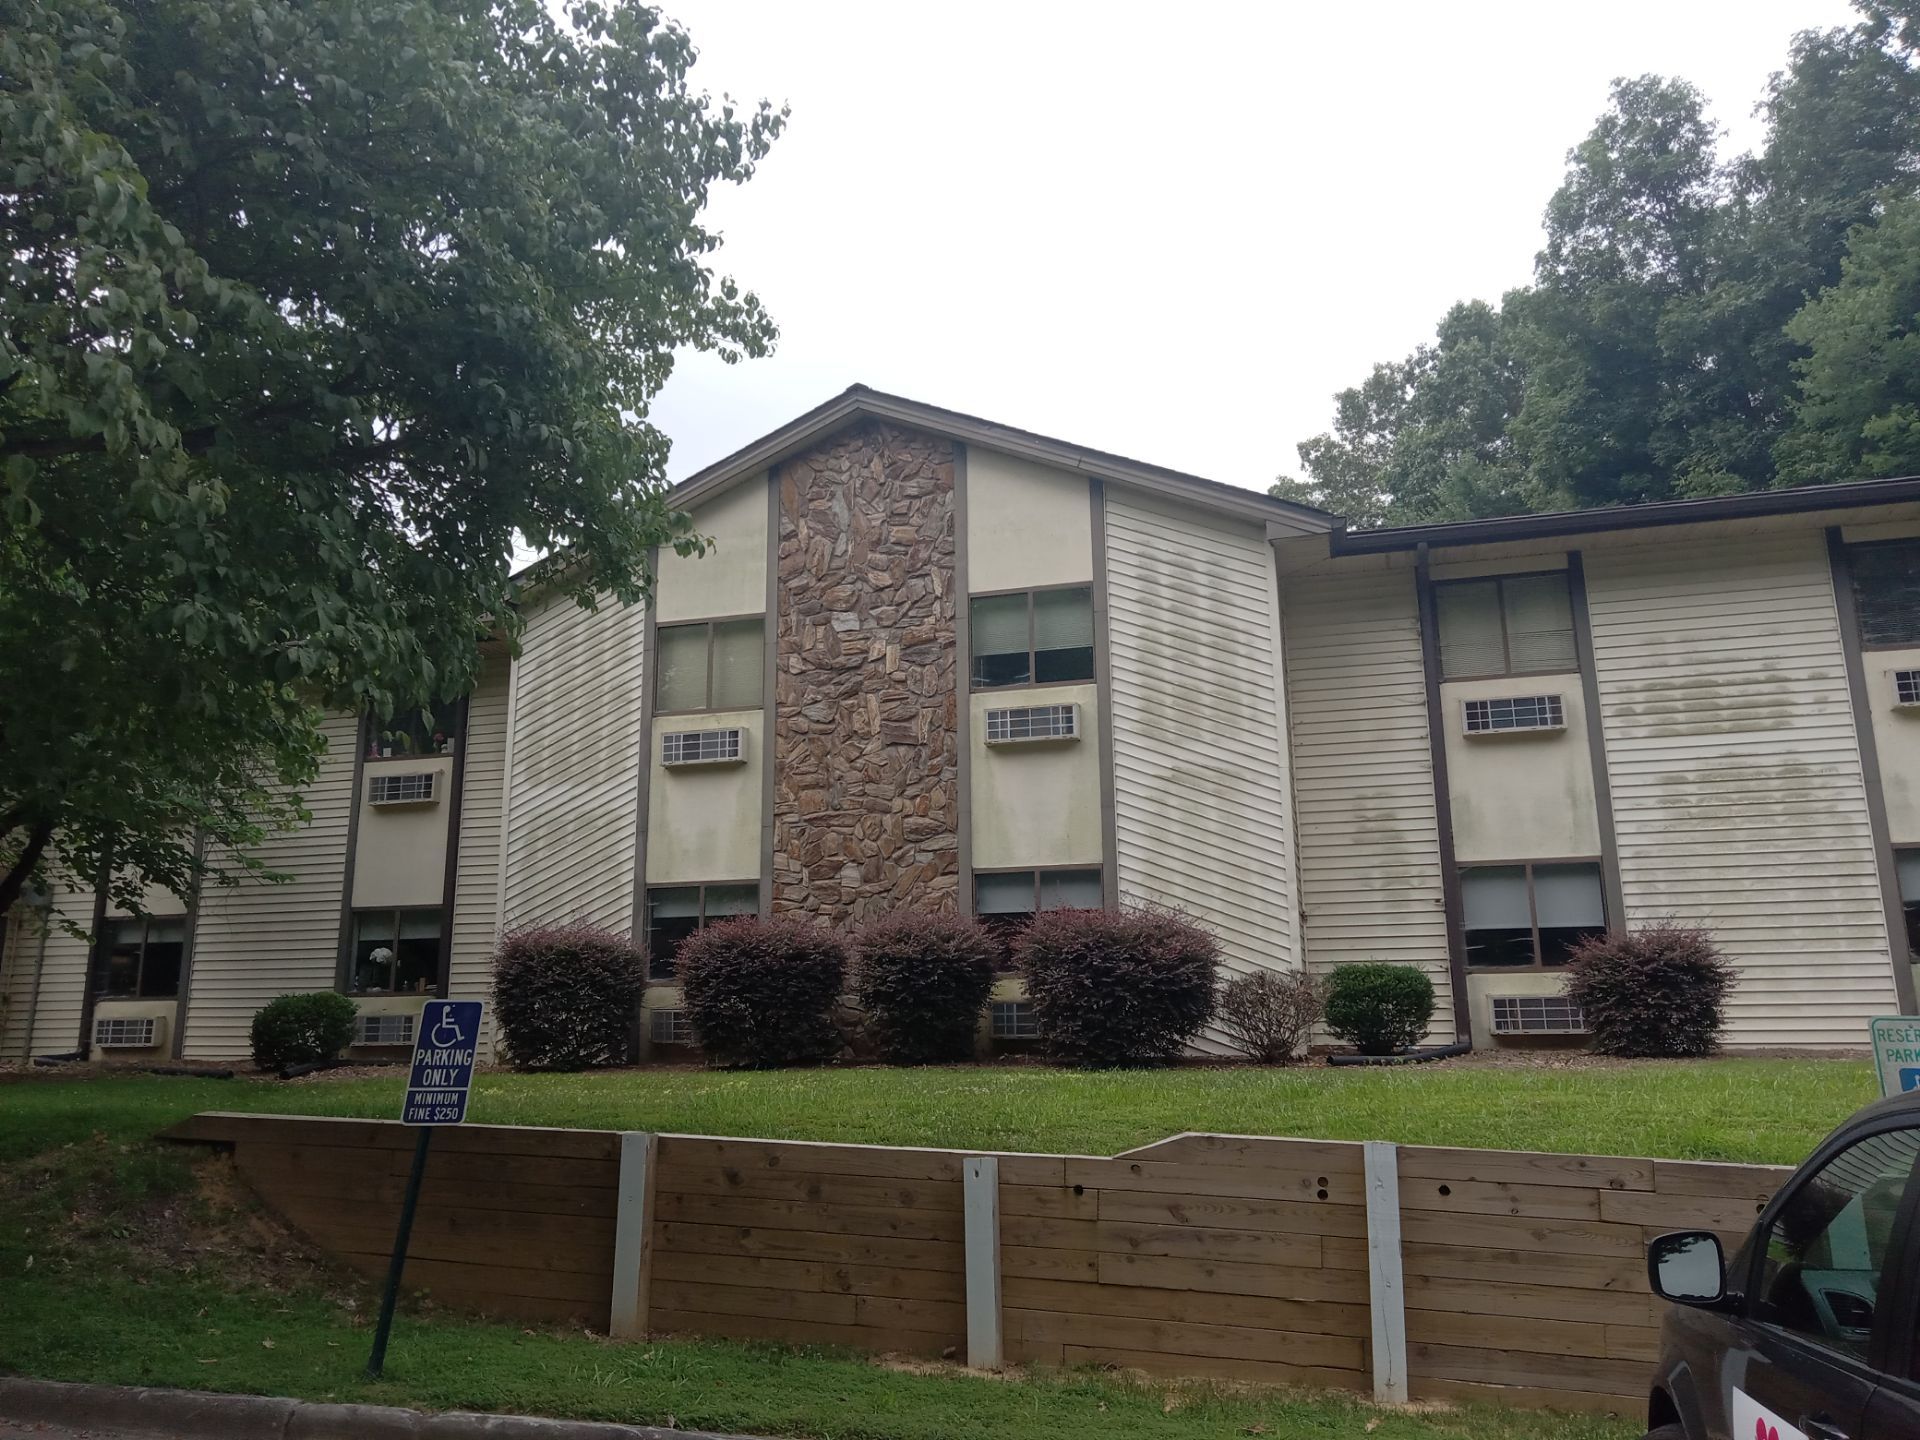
772, 422, 959, 921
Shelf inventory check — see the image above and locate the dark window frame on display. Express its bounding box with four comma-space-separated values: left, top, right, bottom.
347, 906, 445, 996
645, 879, 761, 980
1849, 538, 1920, 651
654, 615, 765, 716
365, 699, 464, 762
1433, 569, 1579, 681
968, 584, 1097, 692
1459, 857, 1607, 971
93, 915, 186, 999
1896, 846, 1920, 963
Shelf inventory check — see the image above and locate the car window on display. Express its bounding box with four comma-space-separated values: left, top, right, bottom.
1753, 1127, 1920, 1359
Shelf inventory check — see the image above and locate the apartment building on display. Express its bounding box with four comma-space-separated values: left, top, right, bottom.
5, 385, 1920, 1061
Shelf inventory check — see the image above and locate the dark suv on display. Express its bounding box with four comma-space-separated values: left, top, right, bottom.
1645, 1091, 1920, 1440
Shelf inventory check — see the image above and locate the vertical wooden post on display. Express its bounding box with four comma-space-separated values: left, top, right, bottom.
609, 1131, 656, 1340
962, 1155, 1002, 1370
1363, 1140, 1408, 1404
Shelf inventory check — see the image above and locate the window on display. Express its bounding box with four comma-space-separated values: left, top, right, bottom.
1435, 572, 1577, 679
350, 908, 443, 994
973, 868, 1103, 960
95, 917, 186, 998
657, 618, 763, 714
1897, 669, 1920, 706
368, 699, 461, 759
1851, 540, 1920, 647
990, 1001, 1038, 1039
649, 1008, 694, 1045
1898, 851, 1920, 961
645, 882, 758, 980
1753, 1126, 1920, 1358
1461, 862, 1605, 968
1462, 694, 1565, 735
970, 587, 1095, 689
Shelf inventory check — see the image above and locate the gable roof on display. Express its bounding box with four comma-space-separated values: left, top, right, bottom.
670, 384, 1335, 534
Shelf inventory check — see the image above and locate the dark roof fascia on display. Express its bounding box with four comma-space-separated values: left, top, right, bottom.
670, 384, 1336, 535
1328, 476, 1920, 556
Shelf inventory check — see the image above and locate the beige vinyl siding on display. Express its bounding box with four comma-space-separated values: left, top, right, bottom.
1103, 489, 1297, 1052
1585, 533, 1899, 1045
1281, 566, 1454, 1033
181, 710, 357, 1059
501, 592, 645, 933
0, 899, 92, 1059
447, 659, 510, 1050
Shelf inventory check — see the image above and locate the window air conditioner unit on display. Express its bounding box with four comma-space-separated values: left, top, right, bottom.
368, 771, 439, 806
649, 1008, 694, 1045
94, 1016, 160, 1049
984, 704, 1080, 745
355, 1012, 416, 1047
1894, 670, 1920, 708
1490, 994, 1588, 1036
989, 1001, 1038, 1039
1462, 694, 1566, 737
661, 727, 746, 767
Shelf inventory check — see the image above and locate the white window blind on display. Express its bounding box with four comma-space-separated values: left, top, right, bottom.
1532, 864, 1604, 928
1503, 574, 1576, 671
1897, 851, 1920, 902
1039, 870, 1103, 909
656, 625, 708, 712
1437, 581, 1505, 678
711, 619, 762, 709
1033, 588, 1093, 651
975, 872, 1035, 915
972, 594, 1029, 658
649, 888, 700, 920
1462, 866, 1530, 929
703, 884, 759, 918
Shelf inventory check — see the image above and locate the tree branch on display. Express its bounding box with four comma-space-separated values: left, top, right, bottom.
0, 819, 55, 920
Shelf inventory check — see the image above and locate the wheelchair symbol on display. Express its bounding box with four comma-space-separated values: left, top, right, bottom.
430, 1006, 466, 1048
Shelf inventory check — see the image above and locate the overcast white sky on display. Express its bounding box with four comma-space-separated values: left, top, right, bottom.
644, 0, 1859, 495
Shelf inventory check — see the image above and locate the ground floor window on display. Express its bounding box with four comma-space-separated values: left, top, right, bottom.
96, 916, 186, 997
973, 867, 1103, 961
646, 882, 759, 980
350, 908, 443, 994
1897, 851, 1920, 960
1461, 861, 1605, 968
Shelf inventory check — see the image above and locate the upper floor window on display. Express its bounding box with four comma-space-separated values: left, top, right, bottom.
646, 881, 759, 980
1850, 540, 1920, 647
1461, 861, 1604, 968
1435, 572, 1576, 679
657, 618, 763, 714
368, 699, 461, 759
350, 907, 442, 994
96, 916, 186, 997
971, 586, 1095, 689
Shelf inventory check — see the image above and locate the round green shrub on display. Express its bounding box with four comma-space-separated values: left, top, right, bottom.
249, 991, 358, 1071
1323, 963, 1434, 1056
1563, 922, 1736, 1057
678, 916, 847, 1068
492, 924, 647, 1069
1016, 907, 1217, 1067
852, 911, 997, 1064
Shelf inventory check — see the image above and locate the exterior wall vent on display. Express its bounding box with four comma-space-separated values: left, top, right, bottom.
368, 771, 439, 806
1490, 994, 1588, 1036
93, 1016, 159, 1049
1462, 694, 1566, 736
355, 1012, 416, 1047
1895, 669, 1920, 707
649, 1008, 694, 1045
990, 1000, 1038, 1039
661, 728, 746, 767
984, 704, 1080, 745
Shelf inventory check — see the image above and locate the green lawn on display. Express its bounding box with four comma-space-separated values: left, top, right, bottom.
0, 1057, 1877, 1440
1, 1054, 1878, 1167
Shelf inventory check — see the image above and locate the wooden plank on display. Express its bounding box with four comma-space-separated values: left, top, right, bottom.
237, 1151, 617, 1219
648, 1307, 954, 1357
1005, 1338, 1065, 1368
1398, 1146, 1654, 1192
1000, 1245, 1100, 1283
831, 1262, 967, 1302
651, 1250, 827, 1293
1599, 1189, 1769, 1232
1004, 1215, 1329, 1269
1403, 1274, 1664, 1329
325, 1250, 615, 1306
1000, 1185, 1098, 1220
651, 1280, 858, 1327
1095, 1188, 1368, 1238
268, 1203, 612, 1277
1364, 1139, 1407, 1405
1058, 1344, 1366, 1391
855, 1294, 968, 1337
1407, 1375, 1639, 1417
1001, 1276, 1370, 1337
994, 1156, 1071, 1188
609, 1131, 655, 1340
267, 1188, 616, 1249
655, 1165, 962, 1213
167, 1112, 620, 1161
963, 1155, 1002, 1369
655, 1221, 963, 1273
1112, 1134, 1366, 1175
1408, 1340, 1649, 1397
1096, 1252, 1367, 1305
1067, 1156, 1362, 1204
1008, 1308, 1364, 1371
655, 1136, 966, 1184
1405, 1308, 1606, 1359
1651, 1160, 1793, 1200
1398, 1210, 1647, 1257
1400, 1242, 1645, 1293
652, 1191, 964, 1243
1398, 1178, 1603, 1221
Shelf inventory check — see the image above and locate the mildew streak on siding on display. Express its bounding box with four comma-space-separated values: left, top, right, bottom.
1104, 490, 1295, 1052
1280, 567, 1454, 1036
1584, 534, 1898, 1044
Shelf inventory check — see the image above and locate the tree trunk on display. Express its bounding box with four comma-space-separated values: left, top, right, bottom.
0, 820, 54, 920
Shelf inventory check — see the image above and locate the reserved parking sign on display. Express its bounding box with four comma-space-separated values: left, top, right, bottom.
402, 1000, 483, 1125
1869, 1015, 1920, 1098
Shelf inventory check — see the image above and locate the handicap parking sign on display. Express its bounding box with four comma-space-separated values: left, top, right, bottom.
402, 1000, 483, 1125
1902, 1067, 1920, 1093
1870, 1017, 1920, 1098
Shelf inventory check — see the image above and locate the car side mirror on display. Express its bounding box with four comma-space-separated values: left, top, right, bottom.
1648, 1230, 1728, 1307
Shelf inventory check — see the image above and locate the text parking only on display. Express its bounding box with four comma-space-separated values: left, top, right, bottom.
404, 999, 483, 1125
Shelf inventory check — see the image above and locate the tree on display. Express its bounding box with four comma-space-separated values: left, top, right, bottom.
0, 0, 785, 919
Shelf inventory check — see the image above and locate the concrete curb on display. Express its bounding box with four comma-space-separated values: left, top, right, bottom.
0, 1377, 758, 1440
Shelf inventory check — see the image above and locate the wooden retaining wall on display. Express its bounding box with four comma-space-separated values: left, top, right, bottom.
164, 1114, 1792, 1415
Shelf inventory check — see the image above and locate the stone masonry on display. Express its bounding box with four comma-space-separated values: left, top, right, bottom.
772, 422, 958, 921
